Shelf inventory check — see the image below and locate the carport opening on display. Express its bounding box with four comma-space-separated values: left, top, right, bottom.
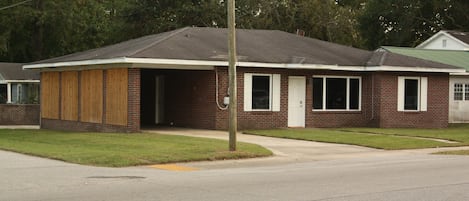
139, 69, 216, 129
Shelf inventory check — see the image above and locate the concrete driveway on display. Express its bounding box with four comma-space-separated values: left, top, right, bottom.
144, 128, 393, 169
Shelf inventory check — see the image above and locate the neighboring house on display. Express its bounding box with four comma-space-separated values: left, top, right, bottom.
416, 30, 469, 50
381, 46, 469, 123
0, 62, 40, 125
23, 27, 464, 132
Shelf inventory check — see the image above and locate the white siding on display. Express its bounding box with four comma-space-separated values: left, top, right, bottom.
449, 76, 469, 123
419, 35, 469, 50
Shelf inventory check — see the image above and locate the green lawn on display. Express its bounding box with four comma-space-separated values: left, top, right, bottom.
340, 124, 469, 143
245, 126, 469, 150
436, 150, 469, 155
0, 129, 272, 167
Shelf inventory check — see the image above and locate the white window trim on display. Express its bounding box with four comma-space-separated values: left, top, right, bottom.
397, 76, 427, 112
312, 75, 362, 112
244, 73, 281, 112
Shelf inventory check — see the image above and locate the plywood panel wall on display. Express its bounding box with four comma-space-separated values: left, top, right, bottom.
105, 69, 128, 126
61, 71, 78, 121
41, 72, 60, 119
80, 70, 103, 123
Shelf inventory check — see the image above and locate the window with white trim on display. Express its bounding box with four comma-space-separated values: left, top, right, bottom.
312, 76, 361, 111
454, 83, 469, 101
244, 73, 280, 111
397, 77, 427, 111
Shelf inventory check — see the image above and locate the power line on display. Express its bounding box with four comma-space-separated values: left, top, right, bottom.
0, 0, 32, 11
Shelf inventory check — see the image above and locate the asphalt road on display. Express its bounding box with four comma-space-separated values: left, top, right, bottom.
2, 149, 469, 201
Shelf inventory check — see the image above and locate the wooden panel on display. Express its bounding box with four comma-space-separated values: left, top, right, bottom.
105, 69, 128, 126
41, 72, 60, 119
80, 70, 103, 123
61, 71, 78, 121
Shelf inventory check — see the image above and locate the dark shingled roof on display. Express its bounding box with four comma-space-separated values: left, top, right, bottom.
31, 27, 463, 71
34, 27, 372, 66
446, 30, 469, 45
0, 62, 39, 80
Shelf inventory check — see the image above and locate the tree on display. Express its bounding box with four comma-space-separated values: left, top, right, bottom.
0, 0, 113, 62
359, 0, 469, 49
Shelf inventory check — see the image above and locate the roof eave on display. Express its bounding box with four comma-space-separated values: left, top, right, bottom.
22, 58, 463, 73
365, 65, 465, 73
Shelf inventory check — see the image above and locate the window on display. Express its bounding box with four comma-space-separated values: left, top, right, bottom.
312, 76, 361, 111
252, 75, 270, 109
10, 83, 40, 104
442, 39, 447, 48
454, 83, 463, 101
0, 84, 6, 104
454, 83, 469, 101
398, 77, 427, 111
244, 73, 280, 111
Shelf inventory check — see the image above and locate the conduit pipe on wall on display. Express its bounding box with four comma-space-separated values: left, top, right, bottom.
215, 68, 229, 110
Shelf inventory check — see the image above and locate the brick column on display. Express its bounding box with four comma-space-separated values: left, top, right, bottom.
127, 68, 141, 132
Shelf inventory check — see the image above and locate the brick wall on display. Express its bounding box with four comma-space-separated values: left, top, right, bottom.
213, 68, 449, 129
373, 72, 449, 128
146, 70, 217, 129
214, 68, 374, 130
0, 104, 40, 125
41, 118, 130, 132
127, 69, 141, 132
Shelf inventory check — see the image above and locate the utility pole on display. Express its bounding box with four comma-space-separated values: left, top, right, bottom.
227, 0, 237, 151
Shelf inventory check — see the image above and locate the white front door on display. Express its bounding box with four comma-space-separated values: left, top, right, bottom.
288, 76, 306, 127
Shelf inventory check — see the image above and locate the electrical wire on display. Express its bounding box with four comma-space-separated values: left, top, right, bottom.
0, 0, 32, 11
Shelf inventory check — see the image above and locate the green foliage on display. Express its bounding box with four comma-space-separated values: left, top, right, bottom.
0, 129, 272, 167
0, 0, 113, 62
359, 0, 469, 49
245, 127, 469, 150
0, 0, 467, 61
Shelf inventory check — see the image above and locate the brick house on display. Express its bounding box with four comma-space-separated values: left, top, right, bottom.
0, 62, 40, 125
23, 27, 464, 132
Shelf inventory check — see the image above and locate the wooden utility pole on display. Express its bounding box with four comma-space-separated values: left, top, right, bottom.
228, 0, 237, 151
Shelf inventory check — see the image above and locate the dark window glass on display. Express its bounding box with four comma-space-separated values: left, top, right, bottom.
0, 84, 6, 104
326, 78, 347, 109
404, 79, 418, 110
252, 76, 270, 109
349, 79, 360, 109
312, 78, 323, 109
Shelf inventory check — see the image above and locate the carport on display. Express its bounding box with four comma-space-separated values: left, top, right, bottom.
139, 69, 218, 129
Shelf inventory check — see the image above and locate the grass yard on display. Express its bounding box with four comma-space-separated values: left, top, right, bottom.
245, 125, 469, 150
436, 150, 469, 155
0, 129, 272, 167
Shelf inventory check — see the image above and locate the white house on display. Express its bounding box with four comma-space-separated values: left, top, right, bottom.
405, 30, 469, 123
416, 30, 469, 51
0, 62, 40, 104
